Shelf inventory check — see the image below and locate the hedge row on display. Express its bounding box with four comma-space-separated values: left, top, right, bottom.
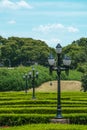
1, 104, 87, 108
0, 91, 87, 126
0, 107, 87, 114
0, 100, 87, 106
0, 92, 87, 100
0, 91, 87, 99
0, 113, 87, 126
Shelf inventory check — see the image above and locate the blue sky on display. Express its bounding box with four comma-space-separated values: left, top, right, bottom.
0, 0, 87, 47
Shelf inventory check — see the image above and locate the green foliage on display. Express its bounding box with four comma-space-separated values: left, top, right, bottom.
0, 36, 55, 66
77, 63, 87, 73
0, 65, 57, 91
63, 37, 87, 69
81, 72, 87, 92
0, 66, 82, 91
0, 92, 87, 127
61, 70, 82, 81
1, 35, 87, 73
0, 68, 24, 91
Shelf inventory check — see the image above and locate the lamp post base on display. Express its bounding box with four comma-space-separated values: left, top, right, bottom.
50, 118, 69, 124
32, 97, 36, 100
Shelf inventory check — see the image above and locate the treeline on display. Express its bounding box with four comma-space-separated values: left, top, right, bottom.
0, 36, 55, 67
0, 36, 87, 70
63, 37, 87, 91
63, 37, 87, 72
0, 36, 87, 91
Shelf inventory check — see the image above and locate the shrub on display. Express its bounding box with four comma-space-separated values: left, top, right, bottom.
77, 63, 87, 73
81, 72, 87, 92
0, 92, 87, 126
0, 65, 82, 91
0, 65, 57, 91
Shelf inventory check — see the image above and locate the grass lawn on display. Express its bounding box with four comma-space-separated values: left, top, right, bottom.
0, 123, 87, 130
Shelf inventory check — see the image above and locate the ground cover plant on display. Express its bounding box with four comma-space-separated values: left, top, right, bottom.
0, 91, 87, 128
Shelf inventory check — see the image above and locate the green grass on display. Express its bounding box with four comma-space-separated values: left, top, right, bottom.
0, 124, 87, 130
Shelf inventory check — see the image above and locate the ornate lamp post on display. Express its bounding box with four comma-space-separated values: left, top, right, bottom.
23, 73, 29, 93
48, 43, 71, 119
28, 67, 39, 99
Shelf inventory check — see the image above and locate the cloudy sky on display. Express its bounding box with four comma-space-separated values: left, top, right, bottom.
0, 0, 87, 47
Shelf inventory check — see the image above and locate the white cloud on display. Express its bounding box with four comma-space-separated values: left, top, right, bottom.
33, 23, 79, 34
0, 0, 32, 10
17, 0, 32, 9
33, 23, 64, 33
31, 23, 79, 47
68, 26, 79, 33
8, 20, 16, 24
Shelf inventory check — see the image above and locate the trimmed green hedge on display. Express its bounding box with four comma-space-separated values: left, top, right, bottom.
0, 113, 87, 126
0, 107, 87, 114
0, 92, 87, 126
0, 65, 82, 91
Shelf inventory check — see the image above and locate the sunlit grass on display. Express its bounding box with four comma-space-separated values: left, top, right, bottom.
0, 123, 87, 130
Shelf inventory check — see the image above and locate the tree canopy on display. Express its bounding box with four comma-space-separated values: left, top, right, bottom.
63, 37, 87, 70
0, 36, 54, 67
0, 36, 87, 69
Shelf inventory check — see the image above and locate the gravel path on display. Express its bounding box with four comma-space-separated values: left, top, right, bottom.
35, 80, 81, 92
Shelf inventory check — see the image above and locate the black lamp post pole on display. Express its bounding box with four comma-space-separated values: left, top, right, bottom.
9, 59, 11, 67
23, 74, 28, 94
32, 69, 35, 99
25, 75, 28, 93
57, 53, 62, 118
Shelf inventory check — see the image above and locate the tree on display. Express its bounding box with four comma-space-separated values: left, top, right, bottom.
63, 37, 87, 69
81, 72, 87, 92
0, 36, 54, 66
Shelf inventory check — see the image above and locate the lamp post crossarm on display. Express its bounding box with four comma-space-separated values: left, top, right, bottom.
51, 66, 67, 72
60, 66, 69, 71
52, 66, 58, 71
50, 65, 70, 76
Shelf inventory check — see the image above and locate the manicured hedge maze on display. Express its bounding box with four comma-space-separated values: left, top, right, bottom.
0, 92, 87, 126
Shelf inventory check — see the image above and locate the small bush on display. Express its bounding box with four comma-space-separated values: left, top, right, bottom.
81, 72, 87, 92
77, 63, 87, 73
